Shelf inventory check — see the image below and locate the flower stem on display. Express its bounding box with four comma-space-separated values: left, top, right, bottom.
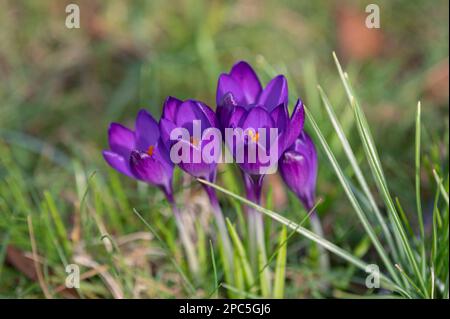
203, 185, 234, 277
164, 189, 200, 280
309, 211, 330, 290
242, 173, 271, 296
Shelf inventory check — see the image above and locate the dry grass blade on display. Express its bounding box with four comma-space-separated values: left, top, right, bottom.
27, 215, 53, 299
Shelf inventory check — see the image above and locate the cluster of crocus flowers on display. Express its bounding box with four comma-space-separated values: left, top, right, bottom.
102, 60, 320, 292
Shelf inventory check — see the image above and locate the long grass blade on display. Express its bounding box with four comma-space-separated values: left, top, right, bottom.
415, 102, 426, 277
225, 218, 255, 288
433, 170, 449, 205
273, 226, 287, 298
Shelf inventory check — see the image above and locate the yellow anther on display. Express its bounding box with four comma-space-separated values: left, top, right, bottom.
146, 145, 155, 156
190, 136, 200, 147
248, 130, 259, 142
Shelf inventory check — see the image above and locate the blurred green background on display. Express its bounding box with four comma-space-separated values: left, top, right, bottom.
0, 0, 448, 298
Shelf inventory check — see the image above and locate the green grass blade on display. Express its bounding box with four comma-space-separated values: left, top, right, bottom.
273, 226, 287, 298
433, 170, 449, 205
44, 191, 70, 256
234, 250, 245, 293
395, 264, 425, 298
415, 102, 426, 277
395, 198, 414, 237
415, 102, 425, 240
221, 284, 260, 299
207, 240, 220, 299
258, 249, 271, 297
225, 218, 255, 289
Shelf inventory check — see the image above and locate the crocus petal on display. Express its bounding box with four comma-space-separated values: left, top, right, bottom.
257, 75, 288, 112
283, 99, 305, 151
159, 118, 178, 151
175, 100, 210, 132
201, 127, 222, 164
162, 96, 182, 122
216, 74, 245, 107
129, 150, 171, 188
224, 106, 247, 157
270, 103, 289, 132
217, 92, 238, 130
279, 131, 317, 210
229, 61, 262, 105
108, 123, 135, 158
196, 101, 219, 129
227, 105, 247, 129
229, 107, 280, 175
135, 109, 160, 151
175, 139, 217, 180
153, 139, 175, 177
102, 150, 133, 178
238, 144, 276, 176
242, 106, 276, 156
242, 106, 275, 132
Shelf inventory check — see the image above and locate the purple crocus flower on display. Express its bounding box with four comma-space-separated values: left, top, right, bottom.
216, 61, 306, 205
279, 131, 318, 211
159, 97, 221, 182
216, 61, 306, 290
217, 61, 305, 176
102, 109, 200, 277
102, 109, 174, 198
279, 131, 329, 278
159, 97, 234, 271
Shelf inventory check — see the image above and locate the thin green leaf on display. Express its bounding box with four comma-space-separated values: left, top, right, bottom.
415, 102, 426, 277
208, 240, 219, 299
433, 170, 449, 205
273, 226, 287, 298
225, 218, 255, 288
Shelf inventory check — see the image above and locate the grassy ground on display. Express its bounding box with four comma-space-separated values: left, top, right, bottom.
0, 0, 448, 298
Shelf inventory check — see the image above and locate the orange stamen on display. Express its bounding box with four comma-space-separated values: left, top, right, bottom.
146, 145, 155, 156
190, 136, 199, 147
248, 130, 259, 142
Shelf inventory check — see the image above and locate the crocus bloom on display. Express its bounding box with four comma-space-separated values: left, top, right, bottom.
216, 61, 305, 176
102, 109, 199, 277
159, 97, 234, 271
279, 131, 329, 278
103, 109, 174, 197
159, 97, 221, 182
279, 131, 318, 211
216, 61, 307, 293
